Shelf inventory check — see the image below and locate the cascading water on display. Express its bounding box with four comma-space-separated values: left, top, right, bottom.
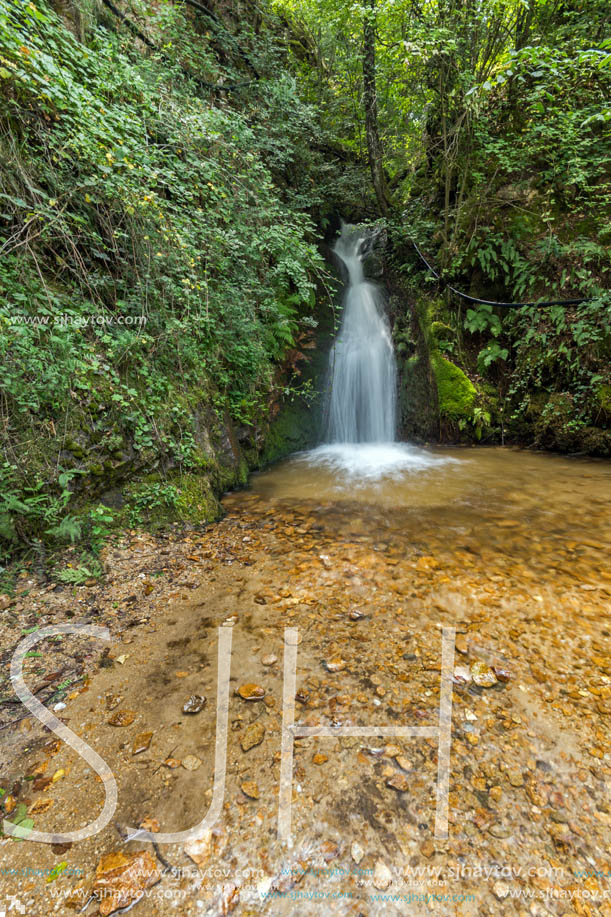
304, 223, 455, 480
325, 225, 397, 444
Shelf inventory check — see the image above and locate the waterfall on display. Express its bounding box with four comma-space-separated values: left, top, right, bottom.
325, 224, 397, 443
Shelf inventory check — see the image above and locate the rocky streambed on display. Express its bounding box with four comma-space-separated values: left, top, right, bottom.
0, 446, 609, 916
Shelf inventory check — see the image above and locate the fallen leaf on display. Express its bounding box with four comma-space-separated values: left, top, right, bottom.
108, 711, 136, 727
132, 732, 153, 755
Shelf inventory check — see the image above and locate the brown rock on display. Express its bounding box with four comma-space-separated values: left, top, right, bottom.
132, 732, 153, 755
93, 850, 160, 916
107, 711, 136, 727
241, 721, 265, 752
237, 683, 266, 701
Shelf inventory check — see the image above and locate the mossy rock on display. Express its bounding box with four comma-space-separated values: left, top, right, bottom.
260, 398, 319, 465
430, 354, 477, 422
174, 473, 223, 523
398, 354, 438, 441
595, 384, 611, 423
430, 321, 456, 345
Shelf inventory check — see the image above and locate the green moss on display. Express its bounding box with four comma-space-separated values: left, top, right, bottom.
260, 399, 317, 466
596, 384, 611, 415
174, 474, 222, 523
430, 321, 456, 345
431, 354, 477, 421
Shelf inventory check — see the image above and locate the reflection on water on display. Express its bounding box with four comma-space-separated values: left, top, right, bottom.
252, 444, 610, 520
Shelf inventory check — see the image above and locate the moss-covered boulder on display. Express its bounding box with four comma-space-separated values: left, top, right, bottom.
430, 353, 477, 423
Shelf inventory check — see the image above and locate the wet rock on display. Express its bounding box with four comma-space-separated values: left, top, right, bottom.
241, 781, 260, 799
386, 774, 410, 792
349, 610, 366, 621
420, 840, 435, 858
351, 841, 365, 865
507, 769, 524, 788
313, 753, 328, 765
493, 880, 510, 899
295, 688, 310, 704
92, 850, 160, 916
184, 830, 212, 867
163, 757, 181, 768
453, 665, 471, 685
455, 635, 468, 655
488, 823, 511, 838
237, 683, 266, 701
132, 732, 153, 755
241, 721, 265, 752
471, 662, 498, 688
384, 744, 401, 757
183, 695, 207, 714
373, 859, 392, 890
182, 755, 202, 771
108, 710, 136, 727
493, 666, 512, 683
323, 657, 347, 673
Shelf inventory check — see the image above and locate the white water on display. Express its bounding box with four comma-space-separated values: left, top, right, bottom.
305, 224, 455, 480
325, 225, 397, 444
304, 442, 454, 481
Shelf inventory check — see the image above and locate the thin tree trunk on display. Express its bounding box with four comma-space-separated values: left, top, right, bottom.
362, 0, 388, 214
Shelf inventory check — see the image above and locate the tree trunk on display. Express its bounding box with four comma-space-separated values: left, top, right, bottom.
362, 0, 388, 214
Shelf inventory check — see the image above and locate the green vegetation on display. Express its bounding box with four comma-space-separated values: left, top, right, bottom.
0, 0, 609, 570
276, 0, 610, 451
0, 0, 330, 564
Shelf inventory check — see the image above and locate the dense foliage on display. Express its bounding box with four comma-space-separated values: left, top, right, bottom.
276, 0, 611, 448
0, 0, 329, 560
0, 0, 609, 567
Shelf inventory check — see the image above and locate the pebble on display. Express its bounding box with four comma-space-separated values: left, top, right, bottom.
420, 840, 435, 858
240, 781, 259, 799
261, 654, 278, 666
108, 710, 136, 727
471, 662, 498, 687
488, 823, 511, 838
386, 774, 410, 792
324, 657, 347, 673
373, 860, 392, 890
182, 755, 202, 771
508, 769, 524, 787
241, 721, 265, 752
493, 881, 510, 899
132, 732, 153, 754
351, 841, 365, 864
237, 683, 266, 701
183, 695, 207, 714
453, 666, 471, 685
